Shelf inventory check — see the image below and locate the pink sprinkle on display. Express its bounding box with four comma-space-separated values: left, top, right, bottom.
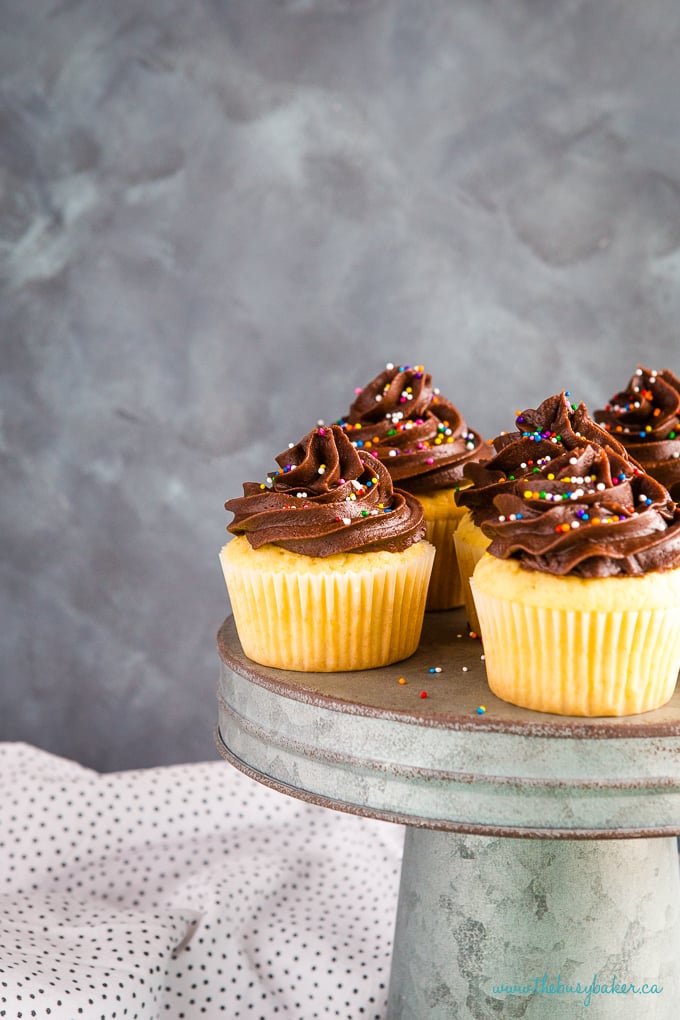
355, 387, 362, 394
426, 457, 434, 465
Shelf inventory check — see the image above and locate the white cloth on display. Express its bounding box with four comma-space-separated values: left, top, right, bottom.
0, 743, 404, 1020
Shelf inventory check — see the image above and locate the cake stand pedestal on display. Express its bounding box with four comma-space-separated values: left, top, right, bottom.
216, 611, 680, 1019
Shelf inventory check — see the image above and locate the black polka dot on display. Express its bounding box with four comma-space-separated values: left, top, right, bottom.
0, 744, 401, 1018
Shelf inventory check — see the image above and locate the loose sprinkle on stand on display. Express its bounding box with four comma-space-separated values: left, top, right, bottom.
476, 705, 487, 715
428, 666, 442, 674
462, 666, 469, 672
420, 691, 428, 699
398, 677, 407, 685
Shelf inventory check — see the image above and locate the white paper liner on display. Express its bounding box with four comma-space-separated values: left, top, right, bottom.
472, 582, 680, 716
221, 543, 435, 672
453, 531, 487, 634
422, 513, 464, 610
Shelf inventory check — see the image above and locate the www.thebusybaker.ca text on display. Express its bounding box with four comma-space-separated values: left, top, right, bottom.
490, 973, 663, 1008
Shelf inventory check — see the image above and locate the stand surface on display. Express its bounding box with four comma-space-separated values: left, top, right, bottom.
217, 611, 680, 1018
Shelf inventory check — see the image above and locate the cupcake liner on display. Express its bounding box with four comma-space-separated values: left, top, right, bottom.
453, 528, 488, 634
422, 512, 464, 610
472, 581, 680, 716
220, 539, 435, 672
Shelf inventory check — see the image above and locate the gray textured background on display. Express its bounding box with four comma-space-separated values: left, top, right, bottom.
2, 0, 680, 771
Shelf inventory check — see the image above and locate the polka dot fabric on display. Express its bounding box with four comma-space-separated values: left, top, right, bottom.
0, 743, 403, 1020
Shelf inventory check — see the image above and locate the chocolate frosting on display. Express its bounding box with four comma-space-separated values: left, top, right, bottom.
480, 441, 680, 577
225, 424, 426, 556
458, 392, 628, 526
336, 363, 486, 493
595, 366, 680, 501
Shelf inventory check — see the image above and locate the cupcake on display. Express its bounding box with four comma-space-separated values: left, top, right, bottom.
337, 363, 486, 611
220, 424, 435, 672
471, 434, 680, 716
455, 391, 627, 634
595, 365, 680, 501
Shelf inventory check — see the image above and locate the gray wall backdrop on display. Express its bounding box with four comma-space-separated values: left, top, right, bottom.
2, 0, 680, 771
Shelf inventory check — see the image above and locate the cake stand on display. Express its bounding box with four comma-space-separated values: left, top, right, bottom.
216, 611, 680, 1019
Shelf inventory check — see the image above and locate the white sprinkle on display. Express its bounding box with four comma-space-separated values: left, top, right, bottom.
571, 520, 580, 528
342, 517, 351, 525
388, 449, 398, 457
296, 492, 308, 498
288, 442, 295, 449
386, 362, 394, 370
375, 394, 382, 401
318, 466, 326, 474
596, 482, 606, 491
569, 456, 577, 465
317, 419, 325, 426
462, 666, 469, 672
480, 654, 485, 661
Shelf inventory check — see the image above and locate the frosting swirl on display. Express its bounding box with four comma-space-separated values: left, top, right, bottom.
479, 440, 680, 577
595, 366, 680, 500
225, 424, 426, 556
336, 363, 485, 493
458, 392, 627, 525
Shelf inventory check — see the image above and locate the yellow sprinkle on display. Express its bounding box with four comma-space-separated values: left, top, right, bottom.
398, 677, 407, 685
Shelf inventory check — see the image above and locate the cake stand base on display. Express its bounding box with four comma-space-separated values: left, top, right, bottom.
387, 830, 680, 1019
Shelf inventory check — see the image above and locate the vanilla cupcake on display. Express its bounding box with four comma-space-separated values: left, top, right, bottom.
471, 437, 680, 716
455, 392, 627, 633
220, 424, 434, 672
337, 363, 486, 611
595, 365, 680, 501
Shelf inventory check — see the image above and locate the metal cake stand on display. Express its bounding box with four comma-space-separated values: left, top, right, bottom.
216, 611, 680, 1018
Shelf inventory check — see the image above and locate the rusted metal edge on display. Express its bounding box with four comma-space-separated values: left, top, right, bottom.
214, 727, 680, 841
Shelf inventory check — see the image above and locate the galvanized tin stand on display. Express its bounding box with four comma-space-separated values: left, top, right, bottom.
216, 612, 680, 1019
